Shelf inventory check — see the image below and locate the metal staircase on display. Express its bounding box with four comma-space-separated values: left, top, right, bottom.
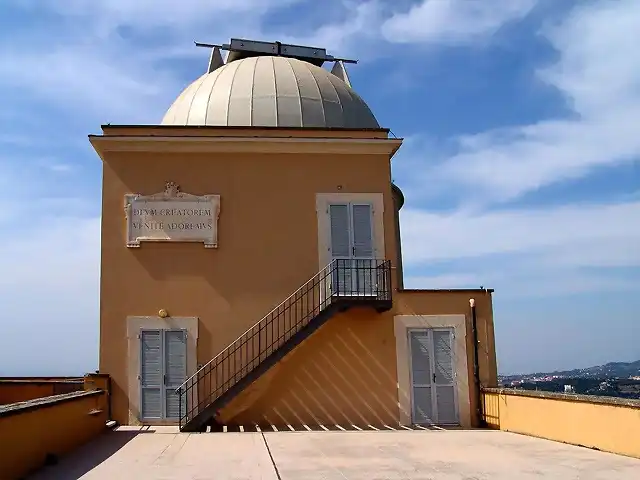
177, 258, 393, 432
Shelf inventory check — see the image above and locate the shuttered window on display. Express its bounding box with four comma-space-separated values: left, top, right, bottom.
410, 332, 434, 423
351, 204, 373, 258
140, 330, 162, 419
164, 330, 187, 419
329, 204, 351, 258
139, 329, 187, 421
433, 330, 457, 424
328, 203, 374, 259
409, 329, 458, 425
328, 202, 375, 295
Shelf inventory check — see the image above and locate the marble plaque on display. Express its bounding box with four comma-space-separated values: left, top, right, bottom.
124, 182, 220, 248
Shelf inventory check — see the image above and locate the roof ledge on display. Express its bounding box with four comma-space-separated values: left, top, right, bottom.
89, 134, 403, 158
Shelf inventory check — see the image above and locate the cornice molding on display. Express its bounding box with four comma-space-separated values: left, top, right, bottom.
89, 135, 403, 158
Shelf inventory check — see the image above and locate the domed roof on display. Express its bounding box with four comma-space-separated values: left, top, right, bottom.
161, 56, 379, 129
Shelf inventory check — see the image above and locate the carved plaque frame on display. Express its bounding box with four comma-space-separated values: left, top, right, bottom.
124, 182, 221, 248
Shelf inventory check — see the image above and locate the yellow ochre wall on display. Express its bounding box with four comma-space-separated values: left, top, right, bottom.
219, 290, 496, 428
483, 389, 640, 459
0, 378, 84, 405
95, 128, 401, 425
93, 126, 498, 427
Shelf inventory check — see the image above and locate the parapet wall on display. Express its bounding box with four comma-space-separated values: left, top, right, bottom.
482, 387, 640, 459
0, 374, 110, 479
0, 377, 85, 405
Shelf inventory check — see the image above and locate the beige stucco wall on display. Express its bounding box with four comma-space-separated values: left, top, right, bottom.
483, 389, 640, 459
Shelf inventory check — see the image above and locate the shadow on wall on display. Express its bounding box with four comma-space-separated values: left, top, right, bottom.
224, 308, 408, 429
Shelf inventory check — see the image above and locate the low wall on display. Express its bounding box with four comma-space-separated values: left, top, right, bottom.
0, 377, 84, 405
0, 389, 108, 480
483, 387, 640, 459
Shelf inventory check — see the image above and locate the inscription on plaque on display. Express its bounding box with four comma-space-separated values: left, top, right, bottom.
124, 182, 220, 248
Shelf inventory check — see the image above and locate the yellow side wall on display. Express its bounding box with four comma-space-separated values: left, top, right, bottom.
0, 380, 83, 405
0, 391, 108, 480
219, 291, 497, 428
483, 390, 640, 459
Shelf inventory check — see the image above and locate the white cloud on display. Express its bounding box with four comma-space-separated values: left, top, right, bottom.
0, 0, 544, 123
0, 0, 637, 377
415, 0, 640, 203
283, 1, 384, 55
382, 0, 537, 45
401, 200, 640, 264
403, 273, 483, 289
19, 0, 297, 31
0, 0, 302, 122
406, 269, 638, 298
400, 199, 640, 296
43, 163, 74, 173
0, 46, 176, 122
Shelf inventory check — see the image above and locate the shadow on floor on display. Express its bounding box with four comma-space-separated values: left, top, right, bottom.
218, 423, 459, 433
26, 428, 155, 480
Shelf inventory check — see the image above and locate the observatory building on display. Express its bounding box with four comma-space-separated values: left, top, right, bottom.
89, 38, 497, 431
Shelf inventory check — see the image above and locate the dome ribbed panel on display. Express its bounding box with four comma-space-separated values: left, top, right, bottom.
161, 56, 379, 129
187, 70, 222, 124
275, 57, 303, 127
162, 74, 207, 125
227, 56, 257, 126
207, 59, 241, 126
289, 58, 325, 128
252, 56, 278, 127
314, 70, 343, 128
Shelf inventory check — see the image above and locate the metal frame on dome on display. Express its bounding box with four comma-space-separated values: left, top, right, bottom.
195, 38, 357, 67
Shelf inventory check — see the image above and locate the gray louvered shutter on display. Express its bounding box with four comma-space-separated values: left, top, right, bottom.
329, 204, 350, 258
433, 330, 457, 424
164, 330, 187, 419
352, 204, 374, 293
329, 204, 352, 294
140, 330, 162, 419
410, 331, 434, 424
351, 204, 373, 258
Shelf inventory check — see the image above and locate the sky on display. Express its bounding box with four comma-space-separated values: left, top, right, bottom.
0, 0, 638, 376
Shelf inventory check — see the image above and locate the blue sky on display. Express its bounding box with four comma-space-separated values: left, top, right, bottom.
0, 0, 638, 376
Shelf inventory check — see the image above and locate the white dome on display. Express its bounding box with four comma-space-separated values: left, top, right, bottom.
161, 56, 379, 129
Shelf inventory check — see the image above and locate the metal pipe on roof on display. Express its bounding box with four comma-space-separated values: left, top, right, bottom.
470, 298, 486, 427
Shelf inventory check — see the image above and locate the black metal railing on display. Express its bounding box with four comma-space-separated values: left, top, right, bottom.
176, 258, 392, 430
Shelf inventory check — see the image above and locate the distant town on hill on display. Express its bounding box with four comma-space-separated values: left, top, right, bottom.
499, 360, 640, 400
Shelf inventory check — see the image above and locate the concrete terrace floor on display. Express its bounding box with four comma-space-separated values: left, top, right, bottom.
27, 426, 640, 480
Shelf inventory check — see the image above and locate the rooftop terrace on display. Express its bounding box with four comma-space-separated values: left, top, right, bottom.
1, 376, 639, 478
24, 426, 640, 479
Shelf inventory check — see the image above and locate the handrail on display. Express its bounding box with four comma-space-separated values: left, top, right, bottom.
176, 260, 338, 391
177, 258, 392, 430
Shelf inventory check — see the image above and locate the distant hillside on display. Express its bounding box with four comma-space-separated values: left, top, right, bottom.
502, 360, 640, 381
